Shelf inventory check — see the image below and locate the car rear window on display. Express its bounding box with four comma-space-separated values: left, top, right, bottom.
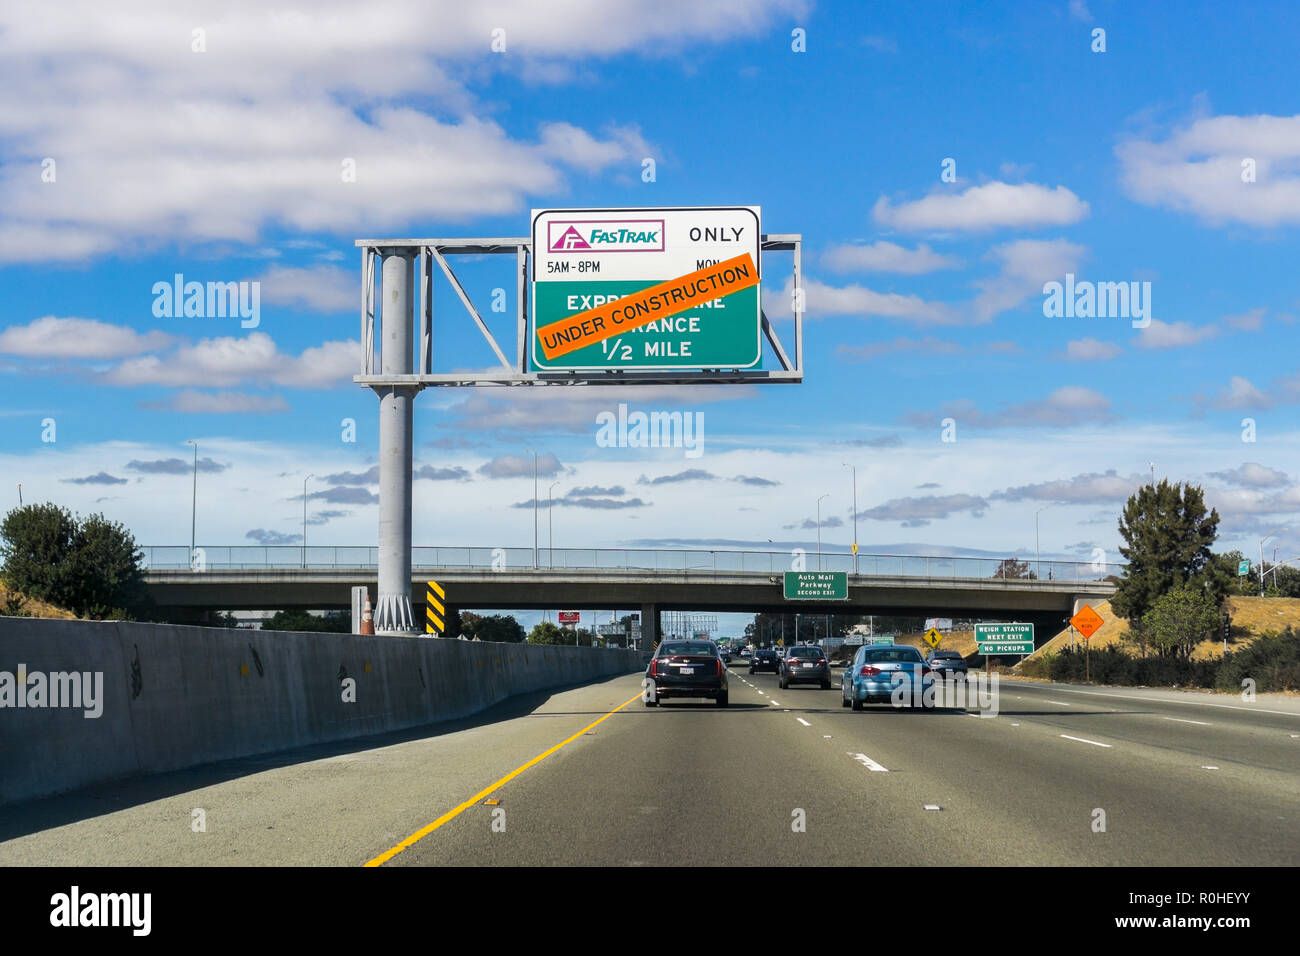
790, 647, 825, 658
659, 642, 716, 657
933, 651, 962, 659
866, 648, 924, 663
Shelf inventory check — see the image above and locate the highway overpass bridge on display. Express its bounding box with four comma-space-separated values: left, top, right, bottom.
143, 545, 1118, 644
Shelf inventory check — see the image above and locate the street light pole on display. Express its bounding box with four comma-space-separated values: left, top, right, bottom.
525, 449, 538, 569
816, 492, 829, 571
548, 481, 558, 568
185, 440, 197, 569
842, 462, 857, 575
1035, 505, 1051, 580
302, 474, 313, 568
15, 483, 21, 506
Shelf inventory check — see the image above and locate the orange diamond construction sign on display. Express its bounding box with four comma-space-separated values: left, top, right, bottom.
1070, 604, 1104, 640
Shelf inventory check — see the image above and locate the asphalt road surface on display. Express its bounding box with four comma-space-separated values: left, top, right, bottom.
1, 668, 1297, 866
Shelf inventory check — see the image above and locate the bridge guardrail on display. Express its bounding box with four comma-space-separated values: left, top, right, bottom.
140, 546, 1122, 584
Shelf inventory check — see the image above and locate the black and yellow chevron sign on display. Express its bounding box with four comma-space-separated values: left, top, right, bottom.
426, 580, 445, 634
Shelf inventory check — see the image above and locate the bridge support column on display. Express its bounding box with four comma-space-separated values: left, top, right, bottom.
641, 603, 659, 659
373, 249, 420, 636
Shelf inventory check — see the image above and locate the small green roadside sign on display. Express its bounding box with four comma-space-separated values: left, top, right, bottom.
783, 571, 848, 600
1238, 559, 1251, 576
974, 622, 1035, 655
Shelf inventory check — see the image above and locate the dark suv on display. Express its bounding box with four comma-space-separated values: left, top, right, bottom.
779, 645, 831, 689
749, 649, 780, 674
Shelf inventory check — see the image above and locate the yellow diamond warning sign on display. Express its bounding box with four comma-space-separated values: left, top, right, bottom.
923, 627, 943, 649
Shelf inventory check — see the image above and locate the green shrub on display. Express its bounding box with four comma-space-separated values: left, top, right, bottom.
1217, 628, 1300, 693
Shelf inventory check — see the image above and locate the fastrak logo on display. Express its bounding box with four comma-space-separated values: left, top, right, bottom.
548, 219, 665, 253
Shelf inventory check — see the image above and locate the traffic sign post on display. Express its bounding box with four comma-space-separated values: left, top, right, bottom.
1238, 559, 1251, 577
923, 627, 943, 649
531, 207, 763, 372
783, 571, 848, 600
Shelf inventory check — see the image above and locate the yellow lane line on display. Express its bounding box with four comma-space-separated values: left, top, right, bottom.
364, 690, 644, 866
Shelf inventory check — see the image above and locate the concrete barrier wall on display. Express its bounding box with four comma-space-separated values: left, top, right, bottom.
0, 618, 640, 807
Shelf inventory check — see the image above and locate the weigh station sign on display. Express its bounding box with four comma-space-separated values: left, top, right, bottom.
530, 206, 763, 371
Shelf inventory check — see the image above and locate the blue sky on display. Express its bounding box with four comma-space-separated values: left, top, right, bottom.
4, 0, 1300, 626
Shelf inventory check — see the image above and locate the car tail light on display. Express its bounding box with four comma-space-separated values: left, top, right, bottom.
860, 665, 881, 676
650, 659, 659, 677
716, 659, 723, 677
787, 657, 800, 666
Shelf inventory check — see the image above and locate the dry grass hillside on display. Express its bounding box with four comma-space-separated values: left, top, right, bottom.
0, 578, 79, 620
1021, 596, 1300, 664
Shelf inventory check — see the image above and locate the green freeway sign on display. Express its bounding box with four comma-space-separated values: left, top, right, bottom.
783, 571, 848, 601
974, 622, 1035, 655
530, 206, 762, 371
1238, 559, 1251, 576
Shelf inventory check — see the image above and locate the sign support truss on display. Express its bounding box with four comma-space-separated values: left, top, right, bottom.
355, 235, 803, 389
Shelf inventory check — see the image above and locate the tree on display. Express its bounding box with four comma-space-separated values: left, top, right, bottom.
1132, 586, 1222, 658
1, 505, 147, 618
527, 620, 567, 644
263, 609, 351, 632
460, 612, 525, 643
67, 513, 146, 618
992, 558, 1036, 580
0, 503, 79, 608
1111, 480, 1222, 624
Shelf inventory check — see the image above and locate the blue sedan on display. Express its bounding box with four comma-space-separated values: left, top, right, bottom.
841, 644, 935, 711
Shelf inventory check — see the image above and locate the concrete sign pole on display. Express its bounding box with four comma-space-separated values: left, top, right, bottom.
375, 250, 419, 634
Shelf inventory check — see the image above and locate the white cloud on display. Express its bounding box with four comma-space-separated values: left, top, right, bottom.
764, 275, 955, 325
872, 182, 1090, 232
254, 264, 353, 313
992, 470, 1143, 504
1208, 463, 1290, 489
1117, 113, 1300, 227
822, 240, 962, 274
0, 0, 803, 261
1135, 318, 1218, 349
904, 385, 1115, 429
1068, 0, 1093, 22
0, 316, 175, 358
1061, 337, 1122, 361
139, 390, 292, 414
973, 238, 1088, 321
1206, 375, 1272, 410
104, 332, 355, 389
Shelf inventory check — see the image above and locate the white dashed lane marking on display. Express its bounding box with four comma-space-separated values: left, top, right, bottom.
796, 718, 811, 727
849, 752, 889, 772
1060, 734, 1112, 748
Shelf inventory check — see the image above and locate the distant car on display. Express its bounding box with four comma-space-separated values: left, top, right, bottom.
738, 648, 752, 658
927, 650, 968, 677
841, 644, 934, 711
779, 645, 831, 689
749, 649, 780, 674
645, 640, 728, 707
720, 649, 732, 664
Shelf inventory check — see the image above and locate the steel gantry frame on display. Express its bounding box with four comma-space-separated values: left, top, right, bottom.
355, 230, 803, 634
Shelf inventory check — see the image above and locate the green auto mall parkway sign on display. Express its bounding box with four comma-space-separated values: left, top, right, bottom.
783, 571, 848, 601
530, 206, 762, 371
